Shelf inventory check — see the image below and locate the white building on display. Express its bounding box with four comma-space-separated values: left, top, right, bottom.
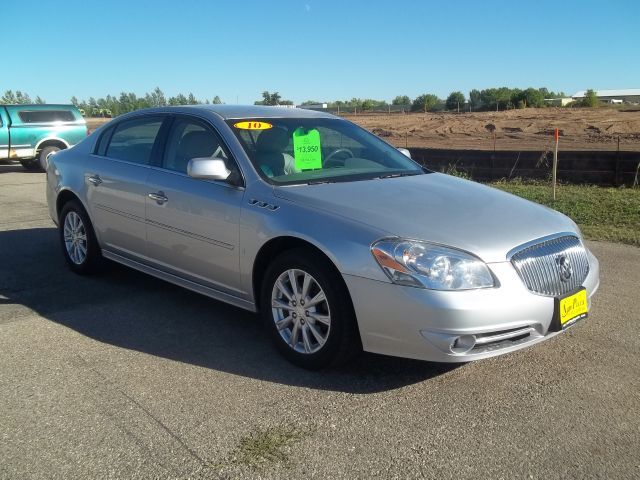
571, 89, 640, 104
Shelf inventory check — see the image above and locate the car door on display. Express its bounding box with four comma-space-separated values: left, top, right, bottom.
86, 115, 167, 260
145, 115, 245, 296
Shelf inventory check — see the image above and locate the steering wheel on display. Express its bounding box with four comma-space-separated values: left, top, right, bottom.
324, 148, 354, 167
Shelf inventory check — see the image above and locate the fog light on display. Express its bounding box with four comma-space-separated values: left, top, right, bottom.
451, 335, 476, 354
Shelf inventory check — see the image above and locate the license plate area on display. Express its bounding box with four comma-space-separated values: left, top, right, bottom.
551, 288, 588, 331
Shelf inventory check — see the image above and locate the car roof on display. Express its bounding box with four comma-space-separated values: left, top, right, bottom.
121, 104, 337, 120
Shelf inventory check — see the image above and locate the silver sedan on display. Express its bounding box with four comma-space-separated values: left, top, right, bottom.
46, 105, 599, 369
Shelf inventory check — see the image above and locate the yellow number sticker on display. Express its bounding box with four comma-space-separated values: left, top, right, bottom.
234, 121, 273, 130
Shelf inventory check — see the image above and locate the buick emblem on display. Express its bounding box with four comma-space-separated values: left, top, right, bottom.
556, 255, 572, 282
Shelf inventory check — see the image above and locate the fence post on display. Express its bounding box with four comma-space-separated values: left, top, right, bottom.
615, 135, 620, 186
552, 128, 559, 200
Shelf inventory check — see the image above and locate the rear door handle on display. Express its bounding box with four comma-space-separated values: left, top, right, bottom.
148, 191, 168, 205
88, 174, 102, 186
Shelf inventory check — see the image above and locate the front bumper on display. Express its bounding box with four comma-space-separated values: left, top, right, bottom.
344, 249, 600, 362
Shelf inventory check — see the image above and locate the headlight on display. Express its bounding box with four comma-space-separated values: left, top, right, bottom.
371, 238, 494, 290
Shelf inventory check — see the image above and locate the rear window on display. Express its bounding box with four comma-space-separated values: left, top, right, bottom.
18, 110, 76, 123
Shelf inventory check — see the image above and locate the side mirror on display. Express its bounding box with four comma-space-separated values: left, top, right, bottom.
397, 148, 411, 159
187, 158, 231, 181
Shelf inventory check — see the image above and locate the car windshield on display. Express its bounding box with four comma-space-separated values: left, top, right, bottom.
225, 117, 424, 185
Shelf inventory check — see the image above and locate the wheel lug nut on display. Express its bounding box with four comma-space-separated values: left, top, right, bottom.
300, 300, 305, 306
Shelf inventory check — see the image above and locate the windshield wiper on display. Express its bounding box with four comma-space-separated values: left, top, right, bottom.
307, 179, 336, 185
376, 171, 422, 179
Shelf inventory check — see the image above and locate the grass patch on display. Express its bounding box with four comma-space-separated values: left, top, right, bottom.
223, 424, 306, 470
490, 180, 640, 246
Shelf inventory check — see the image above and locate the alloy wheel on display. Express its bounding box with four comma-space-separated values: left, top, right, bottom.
63, 211, 88, 265
271, 269, 331, 354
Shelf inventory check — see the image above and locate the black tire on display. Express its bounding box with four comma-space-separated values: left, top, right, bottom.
260, 248, 361, 369
20, 159, 41, 171
59, 200, 102, 275
39, 146, 61, 171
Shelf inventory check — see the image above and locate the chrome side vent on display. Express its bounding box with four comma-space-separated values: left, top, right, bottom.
510, 235, 589, 297
248, 199, 279, 211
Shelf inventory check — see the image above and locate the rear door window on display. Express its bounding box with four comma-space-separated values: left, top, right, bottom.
105, 117, 163, 165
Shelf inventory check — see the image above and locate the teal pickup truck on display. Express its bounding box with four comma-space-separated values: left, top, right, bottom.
0, 104, 87, 171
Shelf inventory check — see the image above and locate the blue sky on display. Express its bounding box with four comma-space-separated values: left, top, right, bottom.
4, 0, 639, 104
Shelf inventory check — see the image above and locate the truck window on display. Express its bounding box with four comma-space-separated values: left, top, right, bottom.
18, 110, 76, 123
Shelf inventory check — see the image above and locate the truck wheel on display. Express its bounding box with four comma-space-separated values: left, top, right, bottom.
39, 146, 61, 171
261, 248, 361, 369
20, 159, 41, 171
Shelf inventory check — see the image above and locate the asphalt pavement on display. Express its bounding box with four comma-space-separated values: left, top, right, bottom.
0, 163, 638, 479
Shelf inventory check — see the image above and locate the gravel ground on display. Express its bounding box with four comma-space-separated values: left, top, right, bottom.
0, 163, 638, 479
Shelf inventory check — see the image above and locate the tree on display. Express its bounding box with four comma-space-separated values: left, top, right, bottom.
469, 89, 482, 110
212, 95, 222, 104
14, 91, 32, 104
187, 93, 198, 105
411, 93, 440, 112
145, 87, 166, 107
582, 89, 599, 107
446, 91, 465, 111
392, 95, 411, 106
34, 96, 46, 104
256, 91, 289, 106
70, 96, 79, 106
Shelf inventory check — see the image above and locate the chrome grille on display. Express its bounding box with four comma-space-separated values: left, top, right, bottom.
510, 235, 589, 297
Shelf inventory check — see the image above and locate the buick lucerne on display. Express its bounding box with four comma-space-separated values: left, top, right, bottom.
46, 106, 599, 368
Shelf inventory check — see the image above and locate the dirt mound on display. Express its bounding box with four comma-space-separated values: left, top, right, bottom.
349, 107, 640, 151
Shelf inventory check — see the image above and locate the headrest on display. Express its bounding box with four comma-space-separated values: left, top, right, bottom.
256, 128, 289, 153
178, 131, 219, 159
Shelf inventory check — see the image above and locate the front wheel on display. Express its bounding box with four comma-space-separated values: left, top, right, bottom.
59, 200, 102, 275
261, 248, 361, 369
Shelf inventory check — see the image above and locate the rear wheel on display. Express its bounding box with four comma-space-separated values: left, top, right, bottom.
59, 200, 102, 275
39, 146, 61, 171
261, 248, 361, 369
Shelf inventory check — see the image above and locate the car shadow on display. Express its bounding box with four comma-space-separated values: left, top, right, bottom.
0, 227, 459, 393
0, 161, 40, 174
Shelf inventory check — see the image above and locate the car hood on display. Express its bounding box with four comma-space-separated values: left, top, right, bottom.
273, 173, 577, 263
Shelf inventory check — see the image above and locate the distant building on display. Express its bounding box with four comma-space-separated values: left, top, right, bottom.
571, 89, 640, 104
298, 103, 328, 110
544, 97, 574, 107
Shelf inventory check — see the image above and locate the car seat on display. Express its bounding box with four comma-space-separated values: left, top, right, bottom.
255, 128, 289, 176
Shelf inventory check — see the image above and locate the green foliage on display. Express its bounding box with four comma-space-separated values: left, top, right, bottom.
582, 89, 599, 108
212, 95, 222, 104
445, 91, 465, 111
256, 91, 285, 105
491, 181, 640, 246
1, 90, 32, 104
392, 95, 411, 105
469, 89, 482, 110
328, 98, 387, 110
411, 93, 440, 112
469, 87, 561, 111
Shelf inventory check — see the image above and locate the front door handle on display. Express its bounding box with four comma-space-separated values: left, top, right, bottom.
148, 191, 168, 205
88, 174, 102, 186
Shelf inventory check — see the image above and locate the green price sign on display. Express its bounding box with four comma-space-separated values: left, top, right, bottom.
292, 128, 322, 170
